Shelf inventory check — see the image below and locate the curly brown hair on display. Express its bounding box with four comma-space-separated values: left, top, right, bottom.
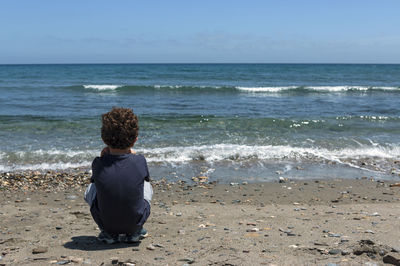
101, 107, 139, 149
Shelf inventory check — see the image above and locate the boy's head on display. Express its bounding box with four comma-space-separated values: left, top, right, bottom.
101, 107, 139, 149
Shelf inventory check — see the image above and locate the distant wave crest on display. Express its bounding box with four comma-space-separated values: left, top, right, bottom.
237, 86, 399, 93
79, 84, 399, 93
83, 84, 122, 90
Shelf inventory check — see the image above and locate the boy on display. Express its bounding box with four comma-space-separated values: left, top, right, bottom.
84, 107, 153, 244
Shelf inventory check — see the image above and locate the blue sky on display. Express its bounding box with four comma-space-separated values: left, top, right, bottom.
1, 1, 399, 63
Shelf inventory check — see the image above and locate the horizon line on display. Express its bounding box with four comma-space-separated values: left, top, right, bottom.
1, 62, 400, 66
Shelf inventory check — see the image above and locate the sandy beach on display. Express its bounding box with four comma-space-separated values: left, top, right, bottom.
0, 171, 400, 265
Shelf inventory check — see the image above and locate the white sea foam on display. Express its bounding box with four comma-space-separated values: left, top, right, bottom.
83, 84, 122, 90
236, 86, 399, 93
139, 144, 400, 164
13, 149, 98, 158
372, 86, 399, 91
2, 145, 399, 172
307, 86, 369, 92
0, 161, 92, 172
237, 86, 296, 92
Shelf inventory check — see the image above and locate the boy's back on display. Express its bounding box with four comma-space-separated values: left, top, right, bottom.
85, 107, 152, 243
91, 152, 150, 235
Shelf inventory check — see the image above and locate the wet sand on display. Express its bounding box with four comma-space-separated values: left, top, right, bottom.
1, 173, 400, 265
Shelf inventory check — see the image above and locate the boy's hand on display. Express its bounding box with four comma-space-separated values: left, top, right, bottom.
101, 147, 110, 157
130, 149, 136, 154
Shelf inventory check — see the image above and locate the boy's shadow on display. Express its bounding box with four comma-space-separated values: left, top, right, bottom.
63, 236, 140, 251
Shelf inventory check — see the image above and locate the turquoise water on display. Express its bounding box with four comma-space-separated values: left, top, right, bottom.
1, 64, 400, 182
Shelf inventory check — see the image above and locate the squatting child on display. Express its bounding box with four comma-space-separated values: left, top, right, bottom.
84, 107, 153, 244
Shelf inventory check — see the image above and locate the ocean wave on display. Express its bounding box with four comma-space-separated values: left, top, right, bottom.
0, 162, 91, 172
236, 86, 297, 92
83, 84, 122, 90
236, 86, 399, 93
140, 144, 400, 163
74, 84, 400, 93
1, 144, 399, 172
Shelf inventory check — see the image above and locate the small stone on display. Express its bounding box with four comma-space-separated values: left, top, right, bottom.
364, 263, 378, 266
32, 246, 48, 254
279, 177, 286, 183
364, 230, 375, 234
66, 195, 77, 200
329, 249, 342, 255
178, 258, 195, 264
379, 250, 387, 256
146, 244, 156, 250
56, 226, 62, 230
176, 212, 182, 216
341, 250, 351, 255
340, 236, 350, 243
328, 233, 341, 238
392, 247, 400, 253
178, 229, 185, 235
70, 257, 83, 263
56, 260, 71, 265
383, 254, 400, 265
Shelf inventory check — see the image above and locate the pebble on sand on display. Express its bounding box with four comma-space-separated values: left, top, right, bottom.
32, 246, 48, 254
146, 244, 156, 250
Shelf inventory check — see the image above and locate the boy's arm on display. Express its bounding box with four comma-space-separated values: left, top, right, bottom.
90, 158, 98, 183
144, 157, 150, 182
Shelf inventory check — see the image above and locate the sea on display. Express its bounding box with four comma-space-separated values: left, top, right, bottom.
1, 64, 399, 183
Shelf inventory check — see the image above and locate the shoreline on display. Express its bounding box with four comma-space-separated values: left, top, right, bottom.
1, 171, 400, 265
1, 165, 400, 192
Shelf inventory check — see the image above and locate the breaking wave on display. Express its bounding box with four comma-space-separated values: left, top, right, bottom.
237, 86, 399, 93
79, 84, 400, 93
2, 144, 398, 172
83, 84, 122, 90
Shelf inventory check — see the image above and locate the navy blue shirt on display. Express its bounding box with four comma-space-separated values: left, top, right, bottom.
91, 153, 150, 234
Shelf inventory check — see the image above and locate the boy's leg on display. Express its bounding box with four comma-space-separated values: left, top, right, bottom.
84, 183, 97, 206
143, 181, 153, 204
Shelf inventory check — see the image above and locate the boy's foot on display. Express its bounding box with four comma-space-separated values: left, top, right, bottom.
138, 228, 148, 238
98, 231, 119, 244
125, 228, 148, 243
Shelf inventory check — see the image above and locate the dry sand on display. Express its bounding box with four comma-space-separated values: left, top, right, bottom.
1, 176, 400, 265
